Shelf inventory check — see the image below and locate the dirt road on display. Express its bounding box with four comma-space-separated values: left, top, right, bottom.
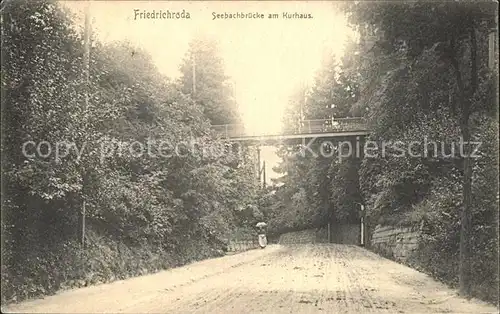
3, 244, 497, 313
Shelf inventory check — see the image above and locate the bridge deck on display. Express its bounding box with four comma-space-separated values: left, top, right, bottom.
212, 118, 369, 143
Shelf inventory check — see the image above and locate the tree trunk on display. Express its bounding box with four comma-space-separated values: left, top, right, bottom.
449, 25, 477, 296
458, 24, 478, 297
459, 120, 472, 297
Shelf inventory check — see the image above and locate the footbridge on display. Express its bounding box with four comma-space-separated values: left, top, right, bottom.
212, 117, 369, 145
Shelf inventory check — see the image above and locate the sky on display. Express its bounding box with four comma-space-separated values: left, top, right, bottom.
62, 1, 354, 185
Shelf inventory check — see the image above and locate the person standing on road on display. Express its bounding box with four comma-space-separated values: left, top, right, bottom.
256, 221, 267, 248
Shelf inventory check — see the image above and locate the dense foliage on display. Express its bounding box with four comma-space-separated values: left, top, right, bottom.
1, 0, 497, 305
268, 39, 365, 234
179, 35, 241, 125
270, 1, 498, 302
1, 0, 259, 303
345, 1, 498, 301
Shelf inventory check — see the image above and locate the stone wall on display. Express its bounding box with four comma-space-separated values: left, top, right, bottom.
370, 225, 421, 262
330, 224, 360, 245
227, 239, 259, 252
278, 225, 361, 245
279, 229, 325, 244
315, 228, 329, 243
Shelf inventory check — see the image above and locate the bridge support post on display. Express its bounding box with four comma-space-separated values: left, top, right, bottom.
262, 160, 266, 189
327, 222, 331, 243
257, 146, 261, 183
360, 204, 365, 246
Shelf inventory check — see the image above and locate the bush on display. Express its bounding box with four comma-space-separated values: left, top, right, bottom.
1, 229, 226, 305
406, 181, 498, 303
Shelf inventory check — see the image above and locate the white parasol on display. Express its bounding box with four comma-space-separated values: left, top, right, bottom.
256, 222, 267, 228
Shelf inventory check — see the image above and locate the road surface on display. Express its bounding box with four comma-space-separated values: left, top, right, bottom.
3, 244, 498, 313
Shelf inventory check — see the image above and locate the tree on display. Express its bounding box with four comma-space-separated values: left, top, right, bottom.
344, 1, 497, 297
271, 57, 366, 233
179, 35, 240, 125
1, 0, 261, 302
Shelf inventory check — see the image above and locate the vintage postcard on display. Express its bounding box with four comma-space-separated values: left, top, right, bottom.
1, 0, 498, 313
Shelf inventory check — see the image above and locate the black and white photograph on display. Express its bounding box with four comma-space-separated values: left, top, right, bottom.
1, 0, 498, 313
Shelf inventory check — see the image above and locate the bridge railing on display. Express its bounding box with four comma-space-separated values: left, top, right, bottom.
212, 117, 367, 139
296, 117, 367, 134
211, 124, 246, 138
